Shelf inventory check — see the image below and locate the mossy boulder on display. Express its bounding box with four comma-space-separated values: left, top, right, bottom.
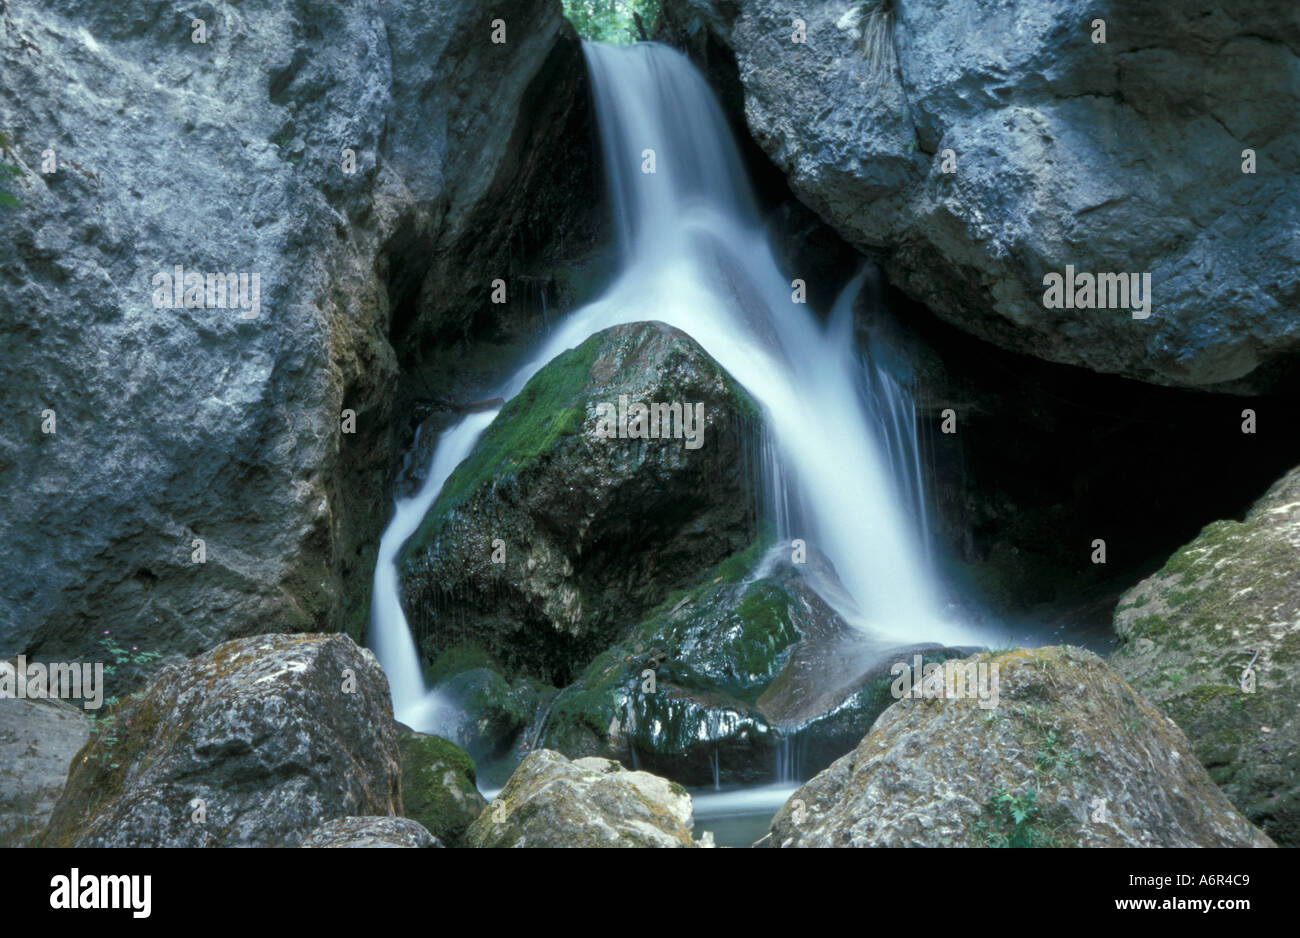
537, 546, 972, 785
1111, 465, 1300, 845
399, 321, 762, 686
396, 725, 487, 847
37, 634, 401, 847
465, 749, 706, 848
420, 645, 557, 765
769, 646, 1274, 848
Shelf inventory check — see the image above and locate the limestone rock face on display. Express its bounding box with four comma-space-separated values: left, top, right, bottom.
0, 0, 587, 666
465, 749, 705, 848
301, 816, 441, 848
400, 321, 761, 685
770, 646, 1274, 847
1112, 466, 1300, 846
662, 0, 1300, 390
39, 634, 401, 847
0, 692, 90, 847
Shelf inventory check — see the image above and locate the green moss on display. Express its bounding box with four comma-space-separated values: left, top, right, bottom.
401, 334, 603, 563
398, 730, 484, 848
426, 643, 496, 686
1128, 613, 1173, 639
1158, 519, 1236, 578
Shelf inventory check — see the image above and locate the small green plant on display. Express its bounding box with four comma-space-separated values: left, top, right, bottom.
98, 630, 164, 677
977, 787, 1052, 847
85, 698, 123, 767
1034, 727, 1080, 777
85, 630, 163, 768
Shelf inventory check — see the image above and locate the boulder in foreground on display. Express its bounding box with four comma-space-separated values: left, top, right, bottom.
770, 646, 1274, 847
39, 634, 401, 847
465, 749, 708, 848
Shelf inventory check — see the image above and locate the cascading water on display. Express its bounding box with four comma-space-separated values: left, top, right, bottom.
369, 40, 986, 735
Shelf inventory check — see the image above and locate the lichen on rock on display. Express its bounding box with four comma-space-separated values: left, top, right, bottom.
770, 646, 1274, 847
1111, 465, 1300, 845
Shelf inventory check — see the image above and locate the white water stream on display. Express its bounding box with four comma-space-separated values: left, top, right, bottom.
369, 41, 986, 734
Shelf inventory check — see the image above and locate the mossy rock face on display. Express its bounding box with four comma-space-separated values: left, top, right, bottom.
465, 749, 703, 848
399, 321, 762, 687
430, 661, 556, 765
771, 646, 1275, 848
537, 545, 972, 786
36, 634, 402, 847
396, 726, 486, 847
1111, 465, 1300, 846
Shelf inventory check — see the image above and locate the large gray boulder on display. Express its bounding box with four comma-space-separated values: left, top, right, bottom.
1111, 465, 1300, 846
38, 634, 402, 847
769, 646, 1274, 847
664, 0, 1300, 391
0, 0, 587, 668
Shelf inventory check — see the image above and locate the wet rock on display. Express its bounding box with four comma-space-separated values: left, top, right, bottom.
400, 321, 762, 686
770, 646, 1274, 847
435, 666, 555, 765
38, 634, 401, 847
396, 725, 486, 848
1111, 465, 1300, 846
538, 546, 973, 785
301, 816, 441, 848
465, 749, 706, 848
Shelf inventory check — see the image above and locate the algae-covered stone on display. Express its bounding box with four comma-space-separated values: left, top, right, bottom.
38, 634, 401, 847
770, 646, 1274, 848
301, 816, 442, 848
538, 546, 971, 785
1111, 466, 1300, 846
400, 321, 761, 685
465, 749, 704, 848
396, 725, 487, 847
423, 648, 557, 764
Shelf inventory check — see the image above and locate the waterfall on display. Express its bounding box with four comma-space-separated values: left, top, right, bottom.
369, 41, 984, 733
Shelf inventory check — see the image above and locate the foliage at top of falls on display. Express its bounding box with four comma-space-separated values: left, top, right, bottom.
563, 0, 659, 44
